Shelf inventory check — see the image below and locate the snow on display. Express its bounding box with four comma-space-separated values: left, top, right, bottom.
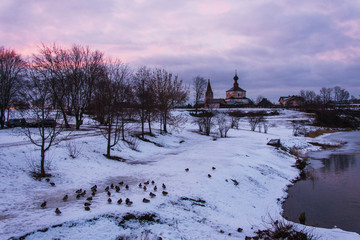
0, 109, 359, 239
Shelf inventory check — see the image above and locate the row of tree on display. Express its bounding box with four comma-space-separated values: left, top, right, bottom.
299, 86, 352, 106
1, 45, 188, 177
0, 45, 188, 132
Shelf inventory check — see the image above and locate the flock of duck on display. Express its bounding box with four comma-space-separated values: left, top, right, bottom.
40, 180, 168, 215
40, 167, 216, 216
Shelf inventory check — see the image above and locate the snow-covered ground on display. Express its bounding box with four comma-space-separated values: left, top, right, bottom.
0, 109, 359, 239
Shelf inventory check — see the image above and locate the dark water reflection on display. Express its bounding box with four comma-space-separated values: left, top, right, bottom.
282, 154, 360, 233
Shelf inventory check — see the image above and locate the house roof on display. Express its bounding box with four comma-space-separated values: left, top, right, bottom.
226, 86, 246, 92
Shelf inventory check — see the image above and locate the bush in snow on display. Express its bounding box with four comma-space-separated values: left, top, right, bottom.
191, 110, 214, 136
125, 136, 140, 151
65, 140, 82, 159
216, 113, 231, 138
248, 115, 264, 131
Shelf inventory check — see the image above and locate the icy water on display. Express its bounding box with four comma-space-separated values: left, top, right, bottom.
283, 153, 360, 233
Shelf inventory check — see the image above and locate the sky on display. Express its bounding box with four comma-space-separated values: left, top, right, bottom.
1, 0, 360, 102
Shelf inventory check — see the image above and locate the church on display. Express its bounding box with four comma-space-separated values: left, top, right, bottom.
204, 72, 250, 108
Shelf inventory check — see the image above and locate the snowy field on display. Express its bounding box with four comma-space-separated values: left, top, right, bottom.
0, 109, 359, 240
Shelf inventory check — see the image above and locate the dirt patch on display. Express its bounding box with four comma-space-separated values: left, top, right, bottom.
307, 129, 339, 138
308, 141, 344, 149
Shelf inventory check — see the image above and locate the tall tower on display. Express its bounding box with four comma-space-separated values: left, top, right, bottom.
205, 79, 213, 102
233, 70, 239, 89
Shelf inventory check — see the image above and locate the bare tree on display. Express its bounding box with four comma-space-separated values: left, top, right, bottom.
151, 68, 188, 133
66, 45, 105, 130
193, 76, 207, 113
133, 66, 155, 138
216, 112, 231, 137
319, 87, 333, 105
192, 110, 214, 135
23, 66, 64, 178
248, 115, 264, 131
94, 59, 130, 158
0, 47, 26, 128
32, 44, 105, 130
32, 44, 71, 128
300, 90, 317, 104
333, 86, 349, 103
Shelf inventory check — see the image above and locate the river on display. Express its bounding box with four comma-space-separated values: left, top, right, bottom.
282, 131, 360, 234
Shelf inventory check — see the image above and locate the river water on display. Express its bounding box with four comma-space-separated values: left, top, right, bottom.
282, 131, 360, 234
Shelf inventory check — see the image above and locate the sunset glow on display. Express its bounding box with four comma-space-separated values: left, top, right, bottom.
1, 0, 359, 101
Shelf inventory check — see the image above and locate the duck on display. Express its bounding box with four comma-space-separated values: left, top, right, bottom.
84, 206, 90, 211
125, 198, 130, 205
149, 192, 156, 198
86, 196, 92, 201
63, 195, 68, 201
107, 198, 112, 203
117, 198, 122, 204
208, 174, 212, 178
76, 189, 82, 194
84, 202, 91, 207
151, 180, 155, 185
107, 191, 111, 197
143, 198, 150, 203
119, 181, 124, 185
144, 180, 149, 185
185, 168, 189, 172
91, 185, 97, 191
126, 200, 133, 206
80, 190, 86, 196
162, 191, 168, 196
45, 178, 50, 182
105, 186, 110, 191
125, 185, 129, 190
50, 182, 55, 187
162, 184, 166, 189
111, 183, 114, 189
212, 167, 216, 170
55, 208, 61, 215
138, 183, 142, 188
115, 186, 120, 192
153, 186, 157, 191
91, 192, 96, 196
76, 194, 81, 199
40, 201, 47, 208
143, 186, 147, 191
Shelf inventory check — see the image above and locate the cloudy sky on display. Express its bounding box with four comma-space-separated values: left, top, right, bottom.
1, 0, 360, 102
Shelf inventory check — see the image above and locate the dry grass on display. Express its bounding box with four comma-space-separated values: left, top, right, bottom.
289, 147, 302, 158
308, 142, 343, 149
306, 129, 337, 138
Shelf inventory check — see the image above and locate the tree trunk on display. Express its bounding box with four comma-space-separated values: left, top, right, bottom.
59, 105, 71, 128
40, 144, 46, 177
148, 116, 152, 135
106, 125, 111, 157
141, 116, 144, 138
0, 108, 4, 129
163, 112, 167, 133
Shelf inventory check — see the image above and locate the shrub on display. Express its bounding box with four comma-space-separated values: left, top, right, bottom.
65, 140, 82, 159
314, 109, 360, 129
255, 218, 318, 240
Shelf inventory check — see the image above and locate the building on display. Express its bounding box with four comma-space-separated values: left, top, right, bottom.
224, 73, 250, 106
257, 98, 274, 108
279, 95, 304, 107
204, 72, 250, 108
204, 80, 226, 108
